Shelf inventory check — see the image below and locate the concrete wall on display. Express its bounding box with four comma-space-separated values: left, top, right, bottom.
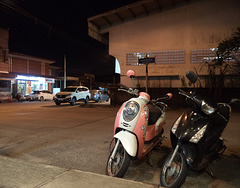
107, 0, 240, 88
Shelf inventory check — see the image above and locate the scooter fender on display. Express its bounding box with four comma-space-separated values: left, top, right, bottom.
180, 143, 197, 166
114, 131, 138, 157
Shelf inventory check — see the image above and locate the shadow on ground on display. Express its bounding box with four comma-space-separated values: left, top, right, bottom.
123, 147, 240, 188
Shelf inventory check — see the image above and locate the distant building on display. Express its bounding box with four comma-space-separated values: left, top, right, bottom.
88, 0, 240, 89
0, 28, 55, 101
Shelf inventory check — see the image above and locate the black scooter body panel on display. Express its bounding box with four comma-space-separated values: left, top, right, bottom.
174, 109, 209, 142
171, 107, 230, 169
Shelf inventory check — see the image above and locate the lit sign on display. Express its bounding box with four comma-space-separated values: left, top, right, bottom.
16, 75, 45, 82
46, 79, 55, 83
16, 75, 55, 84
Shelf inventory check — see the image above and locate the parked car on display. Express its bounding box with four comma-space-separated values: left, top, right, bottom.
90, 90, 109, 102
26, 90, 55, 101
54, 86, 91, 105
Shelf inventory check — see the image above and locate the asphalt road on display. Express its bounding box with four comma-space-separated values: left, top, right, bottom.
0, 100, 117, 174
0, 101, 239, 187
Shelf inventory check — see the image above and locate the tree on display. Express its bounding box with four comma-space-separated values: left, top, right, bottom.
218, 27, 240, 73
201, 27, 240, 100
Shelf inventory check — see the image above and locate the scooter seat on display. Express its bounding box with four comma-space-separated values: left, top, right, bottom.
147, 103, 162, 125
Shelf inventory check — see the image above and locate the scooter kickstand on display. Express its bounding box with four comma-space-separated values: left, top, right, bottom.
205, 165, 215, 179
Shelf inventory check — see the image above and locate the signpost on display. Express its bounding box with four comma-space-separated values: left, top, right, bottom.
138, 57, 155, 93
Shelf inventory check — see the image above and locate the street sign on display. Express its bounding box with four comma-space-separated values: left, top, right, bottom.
138, 57, 155, 65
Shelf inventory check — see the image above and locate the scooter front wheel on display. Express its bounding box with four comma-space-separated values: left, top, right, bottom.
106, 139, 131, 177
160, 151, 188, 188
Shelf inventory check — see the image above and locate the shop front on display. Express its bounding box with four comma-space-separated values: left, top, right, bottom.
12, 75, 55, 97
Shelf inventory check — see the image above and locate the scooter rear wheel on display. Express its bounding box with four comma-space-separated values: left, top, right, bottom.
106, 139, 131, 177
160, 151, 188, 188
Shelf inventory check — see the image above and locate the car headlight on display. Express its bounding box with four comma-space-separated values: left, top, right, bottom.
171, 115, 182, 134
123, 101, 139, 122
190, 125, 207, 143
201, 101, 215, 115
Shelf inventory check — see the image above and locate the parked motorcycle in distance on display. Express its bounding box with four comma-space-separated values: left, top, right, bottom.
106, 70, 172, 178
160, 71, 240, 188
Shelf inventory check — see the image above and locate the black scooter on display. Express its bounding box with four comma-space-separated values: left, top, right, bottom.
160, 71, 239, 188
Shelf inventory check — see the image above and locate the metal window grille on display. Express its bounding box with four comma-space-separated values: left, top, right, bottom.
126, 50, 185, 65
191, 48, 240, 63
191, 48, 217, 63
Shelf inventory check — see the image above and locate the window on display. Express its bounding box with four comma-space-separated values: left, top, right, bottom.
0, 80, 11, 92
126, 50, 185, 65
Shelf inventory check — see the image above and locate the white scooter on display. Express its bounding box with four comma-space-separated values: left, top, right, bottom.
106, 70, 172, 177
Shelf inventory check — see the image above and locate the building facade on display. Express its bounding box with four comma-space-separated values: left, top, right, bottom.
0, 28, 55, 101
88, 0, 240, 89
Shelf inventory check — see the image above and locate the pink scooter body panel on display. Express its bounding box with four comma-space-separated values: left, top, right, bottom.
145, 124, 157, 141
113, 103, 126, 133
113, 97, 165, 159
133, 105, 148, 158
145, 114, 165, 141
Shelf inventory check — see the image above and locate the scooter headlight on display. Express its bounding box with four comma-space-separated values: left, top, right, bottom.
190, 125, 207, 143
201, 101, 215, 115
123, 101, 139, 122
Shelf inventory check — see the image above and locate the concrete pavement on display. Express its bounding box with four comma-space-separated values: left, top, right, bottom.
1, 148, 240, 188
0, 155, 158, 188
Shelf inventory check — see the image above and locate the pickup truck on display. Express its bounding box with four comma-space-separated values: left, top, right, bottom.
54, 86, 91, 105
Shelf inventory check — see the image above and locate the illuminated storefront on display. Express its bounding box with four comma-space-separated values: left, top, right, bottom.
15, 75, 55, 95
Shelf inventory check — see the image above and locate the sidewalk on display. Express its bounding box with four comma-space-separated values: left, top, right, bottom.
0, 155, 159, 188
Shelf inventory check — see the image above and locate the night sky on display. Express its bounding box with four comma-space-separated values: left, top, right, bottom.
0, 0, 138, 79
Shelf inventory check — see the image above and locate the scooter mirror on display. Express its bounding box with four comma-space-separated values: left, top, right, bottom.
127, 70, 135, 78
166, 93, 173, 100
230, 98, 240, 104
186, 71, 198, 84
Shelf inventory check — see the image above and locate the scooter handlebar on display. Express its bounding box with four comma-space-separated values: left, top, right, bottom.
178, 88, 191, 98
118, 88, 139, 96
155, 93, 173, 101
178, 88, 203, 108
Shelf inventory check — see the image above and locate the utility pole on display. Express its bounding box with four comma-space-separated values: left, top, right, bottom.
64, 55, 67, 89
146, 63, 149, 93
